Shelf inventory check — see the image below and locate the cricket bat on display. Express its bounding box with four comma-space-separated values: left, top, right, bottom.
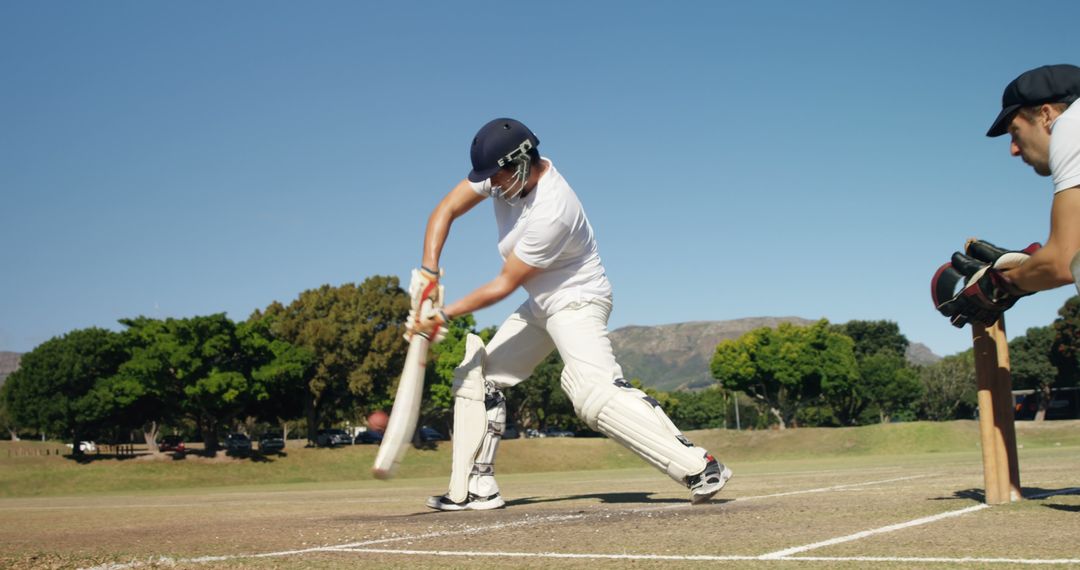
372, 334, 429, 479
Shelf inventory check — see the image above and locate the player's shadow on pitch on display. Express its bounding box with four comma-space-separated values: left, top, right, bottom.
933, 487, 1080, 509
505, 492, 714, 506
930, 488, 985, 502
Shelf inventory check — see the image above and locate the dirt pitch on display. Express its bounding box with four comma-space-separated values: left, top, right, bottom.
2, 447, 1078, 569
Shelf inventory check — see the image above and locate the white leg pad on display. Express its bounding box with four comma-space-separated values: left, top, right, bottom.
571, 376, 707, 483
448, 334, 488, 502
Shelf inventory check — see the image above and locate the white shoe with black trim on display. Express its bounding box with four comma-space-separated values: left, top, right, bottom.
687, 454, 732, 505
425, 492, 506, 511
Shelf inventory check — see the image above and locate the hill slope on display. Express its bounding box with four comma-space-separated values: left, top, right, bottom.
610, 318, 940, 392
0, 352, 20, 387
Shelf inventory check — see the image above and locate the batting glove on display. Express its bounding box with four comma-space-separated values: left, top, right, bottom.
404, 299, 448, 344
408, 266, 443, 314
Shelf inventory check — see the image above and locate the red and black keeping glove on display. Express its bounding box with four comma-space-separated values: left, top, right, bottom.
931, 240, 1040, 328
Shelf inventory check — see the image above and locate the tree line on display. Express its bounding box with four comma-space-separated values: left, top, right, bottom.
2, 276, 1078, 453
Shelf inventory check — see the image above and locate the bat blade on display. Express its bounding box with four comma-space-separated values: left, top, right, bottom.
372, 334, 429, 479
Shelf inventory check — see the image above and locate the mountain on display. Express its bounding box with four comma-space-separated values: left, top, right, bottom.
905, 342, 941, 366
609, 318, 940, 392
0, 352, 20, 387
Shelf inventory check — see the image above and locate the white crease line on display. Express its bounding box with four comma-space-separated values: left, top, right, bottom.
634, 473, 934, 514
760, 486, 1080, 560
737, 474, 932, 502
786, 556, 1080, 565
330, 548, 1080, 565
1027, 487, 1080, 500
332, 547, 757, 561
78, 513, 586, 570
328, 513, 586, 549
78, 475, 927, 569
91, 473, 1071, 570
759, 504, 990, 559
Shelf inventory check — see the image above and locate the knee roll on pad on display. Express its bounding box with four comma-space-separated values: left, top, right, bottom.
574, 377, 707, 482
451, 334, 487, 402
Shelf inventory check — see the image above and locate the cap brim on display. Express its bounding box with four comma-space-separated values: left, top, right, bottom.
467, 165, 500, 183
986, 104, 1021, 137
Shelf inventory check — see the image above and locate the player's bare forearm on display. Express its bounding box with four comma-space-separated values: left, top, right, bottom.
1006, 187, 1080, 291
444, 277, 517, 317
443, 253, 540, 319
1005, 246, 1075, 291
422, 180, 487, 269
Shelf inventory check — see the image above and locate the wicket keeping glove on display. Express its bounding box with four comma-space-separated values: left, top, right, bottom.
931, 240, 1039, 328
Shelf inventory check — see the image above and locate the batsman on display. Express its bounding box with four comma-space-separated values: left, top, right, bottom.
405, 118, 732, 511
932, 64, 1080, 326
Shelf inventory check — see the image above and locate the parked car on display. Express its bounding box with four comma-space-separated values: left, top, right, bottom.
543, 426, 575, 438
223, 433, 252, 453
257, 433, 285, 454
524, 428, 545, 439
418, 426, 447, 442
65, 441, 97, 453
354, 430, 383, 444
159, 435, 185, 452
316, 428, 352, 447
502, 425, 520, 440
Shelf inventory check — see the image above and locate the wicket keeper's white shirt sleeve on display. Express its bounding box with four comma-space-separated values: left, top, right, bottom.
1051, 103, 1080, 193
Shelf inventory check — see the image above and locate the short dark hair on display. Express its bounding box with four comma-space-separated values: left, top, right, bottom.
1017, 101, 1070, 124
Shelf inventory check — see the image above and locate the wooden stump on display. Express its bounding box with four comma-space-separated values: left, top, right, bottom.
971, 318, 1021, 504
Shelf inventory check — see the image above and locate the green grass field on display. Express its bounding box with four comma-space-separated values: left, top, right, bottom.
2, 420, 1079, 499
1, 421, 1079, 569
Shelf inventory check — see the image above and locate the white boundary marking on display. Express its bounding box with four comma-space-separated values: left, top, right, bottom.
78, 481, 1080, 569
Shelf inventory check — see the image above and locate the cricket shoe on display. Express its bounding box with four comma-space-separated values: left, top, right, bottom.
687, 454, 732, 505
425, 492, 505, 511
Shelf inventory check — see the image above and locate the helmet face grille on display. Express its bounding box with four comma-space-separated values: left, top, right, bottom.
469, 118, 538, 183
489, 158, 530, 206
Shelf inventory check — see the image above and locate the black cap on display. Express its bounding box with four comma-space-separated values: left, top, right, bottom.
986, 64, 1080, 137
468, 118, 539, 182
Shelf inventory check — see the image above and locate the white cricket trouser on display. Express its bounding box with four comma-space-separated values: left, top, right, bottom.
484, 298, 623, 390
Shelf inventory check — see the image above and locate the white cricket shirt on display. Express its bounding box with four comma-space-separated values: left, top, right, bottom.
470, 158, 612, 316
1051, 102, 1080, 193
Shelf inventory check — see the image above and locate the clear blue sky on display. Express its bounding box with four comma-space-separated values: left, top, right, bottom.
3, 1, 1079, 358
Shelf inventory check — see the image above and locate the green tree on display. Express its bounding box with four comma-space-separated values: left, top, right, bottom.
90, 314, 268, 453
1, 328, 127, 453
1051, 296, 1080, 391
237, 316, 315, 440
256, 277, 410, 443
916, 351, 977, 420
854, 351, 923, 423
667, 386, 728, 430
1010, 326, 1060, 421
824, 320, 920, 425
830, 320, 909, 359
0, 396, 18, 441
711, 320, 858, 429
503, 351, 582, 431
